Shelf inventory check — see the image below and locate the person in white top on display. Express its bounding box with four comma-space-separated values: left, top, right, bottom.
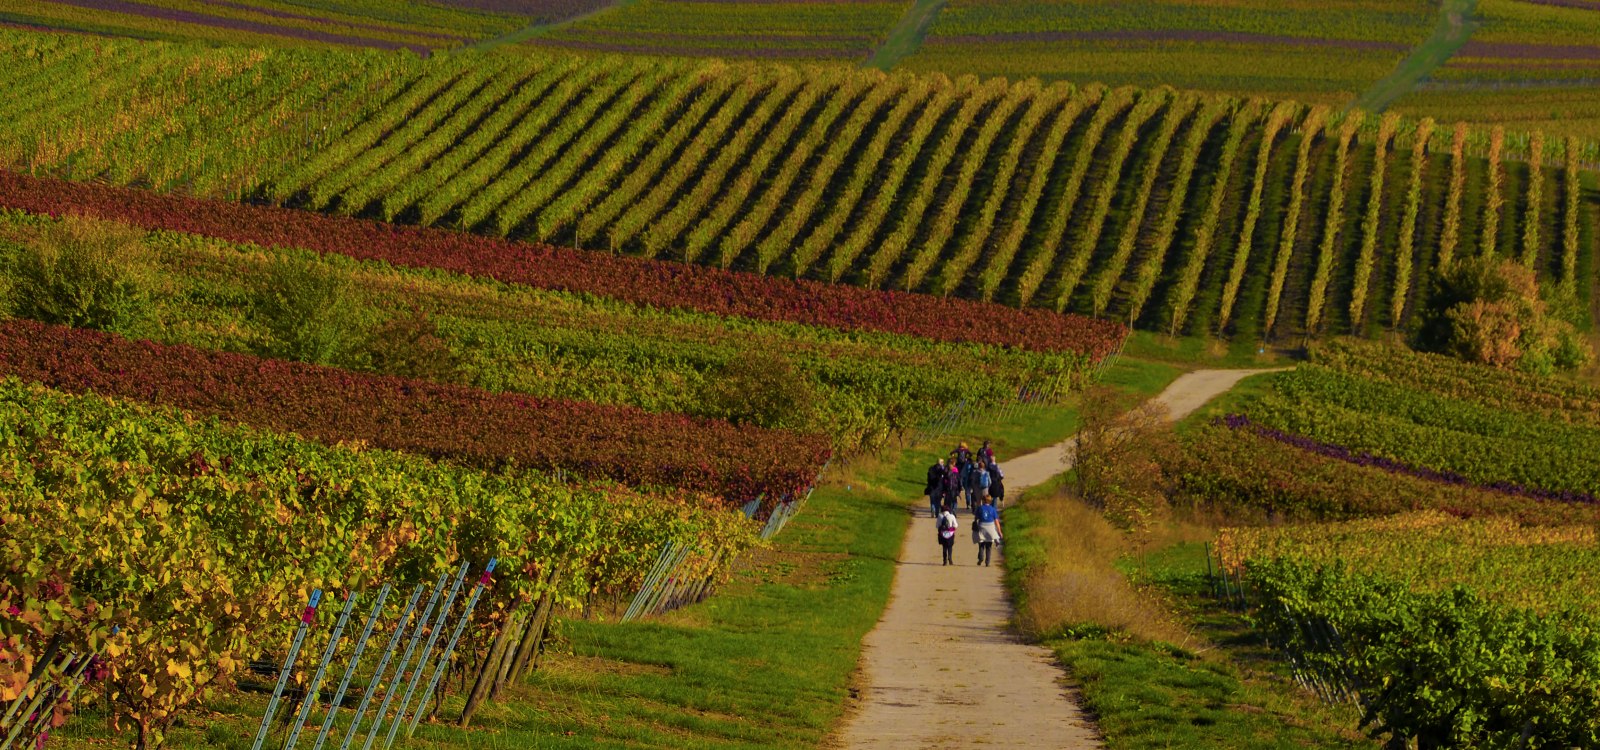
936, 508, 959, 566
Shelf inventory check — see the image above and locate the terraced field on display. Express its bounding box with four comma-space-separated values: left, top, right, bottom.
1393, 0, 1600, 140
529, 0, 907, 61
899, 0, 1438, 105
5, 28, 1593, 343
0, 0, 541, 50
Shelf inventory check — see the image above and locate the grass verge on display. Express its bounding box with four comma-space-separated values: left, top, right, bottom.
52, 361, 1163, 750
1003, 480, 1374, 748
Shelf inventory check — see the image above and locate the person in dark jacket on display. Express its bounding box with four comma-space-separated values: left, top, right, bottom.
925, 458, 947, 517
942, 463, 962, 513
960, 458, 976, 510
987, 458, 1005, 508
978, 439, 995, 465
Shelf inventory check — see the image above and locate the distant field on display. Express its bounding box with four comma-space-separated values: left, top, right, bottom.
0, 0, 544, 51
899, 0, 1437, 105
2, 29, 1595, 343
529, 0, 908, 61
1394, 0, 1600, 140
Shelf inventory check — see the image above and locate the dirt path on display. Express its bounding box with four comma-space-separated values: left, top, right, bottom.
833, 368, 1279, 749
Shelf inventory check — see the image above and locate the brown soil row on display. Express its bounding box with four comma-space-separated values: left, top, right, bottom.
441, 0, 611, 22
1457, 40, 1600, 61
45, 0, 435, 51
928, 29, 1408, 52
530, 35, 869, 59
552, 27, 871, 46
1517, 0, 1600, 10
194, 0, 467, 41
683, 0, 895, 4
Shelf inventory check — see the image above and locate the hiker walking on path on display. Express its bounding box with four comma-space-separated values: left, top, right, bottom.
951, 441, 973, 466
925, 458, 947, 518
986, 458, 1005, 509
935, 507, 959, 566
972, 497, 1002, 567
941, 461, 962, 514
978, 439, 995, 465
960, 457, 985, 508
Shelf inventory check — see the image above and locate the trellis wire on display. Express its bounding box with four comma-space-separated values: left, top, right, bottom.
1205, 544, 1361, 707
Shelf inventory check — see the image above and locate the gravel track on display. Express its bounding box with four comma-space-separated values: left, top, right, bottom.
832, 368, 1279, 749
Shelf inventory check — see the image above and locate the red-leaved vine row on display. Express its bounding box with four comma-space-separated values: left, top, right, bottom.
0, 319, 832, 504
0, 170, 1127, 359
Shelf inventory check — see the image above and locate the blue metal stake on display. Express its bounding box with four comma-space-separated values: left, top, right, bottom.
284, 591, 358, 749
406, 560, 497, 737
382, 563, 468, 750
251, 590, 324, 750
337, 583, 425, 750
359, 571, 452, 750
312, 585, 390, 750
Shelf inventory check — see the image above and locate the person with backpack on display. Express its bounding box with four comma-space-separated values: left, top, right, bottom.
971, 497, 1002, 566
925, 458, 947, 518
936, 506, 959, 565
986, 458, 1005, 508
952, 441, 973, 466
978, 439, 995, 466
975, 461, 992, 505
961, 458, 982, 511
942, 461, 962, 514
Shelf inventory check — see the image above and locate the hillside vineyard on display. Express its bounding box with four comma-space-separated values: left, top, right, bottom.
3, 31, 1594, 339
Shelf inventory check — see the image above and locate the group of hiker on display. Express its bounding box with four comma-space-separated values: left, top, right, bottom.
925, 441, 1005, 567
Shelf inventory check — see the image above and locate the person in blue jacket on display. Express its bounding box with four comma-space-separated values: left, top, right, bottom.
972, 497, 1003, 567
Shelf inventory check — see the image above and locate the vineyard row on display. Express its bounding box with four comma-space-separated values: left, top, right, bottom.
2, 30, 1595, 337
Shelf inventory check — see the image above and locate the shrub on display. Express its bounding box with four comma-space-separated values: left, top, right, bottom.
4, 214, 150, 332
357, 305, 462, 383
697, 351, 818, 434
252, 257, 364, 366
1424, 257, 1593, 372
1074, 387, 1174, 534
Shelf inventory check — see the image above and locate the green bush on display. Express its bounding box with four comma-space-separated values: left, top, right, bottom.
3, 215, 151, 332
252, 257, 365, 366
697, 351, 818, 433
357, 305, 463, 383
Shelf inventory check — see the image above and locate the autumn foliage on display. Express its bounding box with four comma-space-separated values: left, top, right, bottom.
0, 319, 832, 505
0, 171, 1127, 361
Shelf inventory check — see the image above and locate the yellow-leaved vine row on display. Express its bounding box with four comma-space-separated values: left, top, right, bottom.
2, 30, 1595, 340
1350, 113, 1402, 329
1215, 101, 1295, 334
1305, 110, 1364, 334
1264, 105, 1330, 336
1391, 118, 1436, 328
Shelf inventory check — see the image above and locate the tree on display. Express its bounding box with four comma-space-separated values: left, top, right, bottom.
1073, 386, 1174, 534
358, 305, 463, 383
4, 215, 152, 333
252, 257, 364, 366
1423, 257, 1592, 373
697, 351, 818, 432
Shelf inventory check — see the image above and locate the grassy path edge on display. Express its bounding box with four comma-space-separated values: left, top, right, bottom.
1352, 0, 1479, 113
865, 0, 944, 71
